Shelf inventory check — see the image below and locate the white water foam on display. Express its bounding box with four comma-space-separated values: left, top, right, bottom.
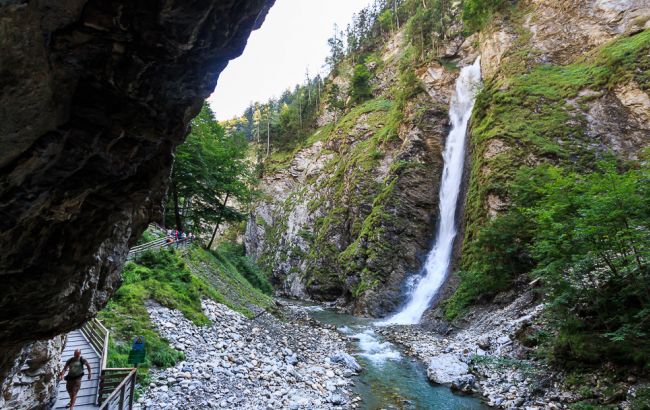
352, 329, 401, 363
384, 57, 482, 325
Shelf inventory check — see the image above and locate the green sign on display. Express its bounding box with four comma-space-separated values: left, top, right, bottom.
127, 336, 146, 365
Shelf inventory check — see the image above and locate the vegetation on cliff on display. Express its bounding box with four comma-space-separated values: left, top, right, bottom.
449, 28, 650, 370
237, 0, 464, 308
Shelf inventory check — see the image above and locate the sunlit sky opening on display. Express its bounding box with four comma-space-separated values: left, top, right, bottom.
208, 0, 372, 120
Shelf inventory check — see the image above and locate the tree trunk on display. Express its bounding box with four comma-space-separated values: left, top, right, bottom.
394, 0, 399, 29
207, 193, 230, 250
266, 115, 271, 158
172, 181, 183, 232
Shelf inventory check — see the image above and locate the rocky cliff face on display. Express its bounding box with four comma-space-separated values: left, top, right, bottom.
0, 337, 64, 410
245, 0, 650, 318
0, 0, 273, 391
245, 18, 470, 315
445, 0, 650, 318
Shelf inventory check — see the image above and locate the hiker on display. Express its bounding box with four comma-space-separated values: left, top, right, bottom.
59, 349, 92, 409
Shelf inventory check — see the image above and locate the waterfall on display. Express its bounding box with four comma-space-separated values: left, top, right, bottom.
385, 57, 482, 325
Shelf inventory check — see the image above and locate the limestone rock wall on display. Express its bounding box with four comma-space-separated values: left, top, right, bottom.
245, 0, 650, 319
0, 336, 64, 410
245, 26, 472, 315
0, 0, 274, 385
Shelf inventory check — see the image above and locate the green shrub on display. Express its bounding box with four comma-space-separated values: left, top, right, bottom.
99, 249, 224, 376
213, 242, 274, 295
462, 0, 509, 33
631, 386, 650, 410
350, 64, 373, 104
451, 158, 650, 367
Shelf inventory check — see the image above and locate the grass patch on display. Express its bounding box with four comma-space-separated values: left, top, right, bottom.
99, 249, 222, 381
185, 246, 275, 317
99, 244, 275, 386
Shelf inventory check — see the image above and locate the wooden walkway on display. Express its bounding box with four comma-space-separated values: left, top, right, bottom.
54, 329, 101, 410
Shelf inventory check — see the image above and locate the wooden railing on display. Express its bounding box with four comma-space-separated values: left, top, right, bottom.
81, 319, 109, 371
127, 237, 193, 260
79, 319, 136, 409
98, 369, 137, 410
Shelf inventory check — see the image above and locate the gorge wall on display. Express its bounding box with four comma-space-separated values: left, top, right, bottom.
245, 0, 650, 318
245, 41, 460, 317
0, 0, 274, 402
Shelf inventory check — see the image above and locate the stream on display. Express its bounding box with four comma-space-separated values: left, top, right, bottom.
304, 306, 486, 409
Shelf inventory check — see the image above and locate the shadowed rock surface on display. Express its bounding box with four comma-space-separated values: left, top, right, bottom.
0, 0, 274, 384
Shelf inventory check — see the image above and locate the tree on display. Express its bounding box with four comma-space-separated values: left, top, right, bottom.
253, 104, 262, 144
168, 103, 256, 248
326, 24, 345, 72
326, 83, 344, 124
350, 64, 373, 104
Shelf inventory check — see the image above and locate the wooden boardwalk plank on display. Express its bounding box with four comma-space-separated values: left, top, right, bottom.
54, 329, 101, 409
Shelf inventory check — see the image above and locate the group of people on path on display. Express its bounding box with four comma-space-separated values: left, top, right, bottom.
165, 229, 195, 244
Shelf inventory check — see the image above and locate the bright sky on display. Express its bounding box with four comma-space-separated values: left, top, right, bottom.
208, 0, 373, 120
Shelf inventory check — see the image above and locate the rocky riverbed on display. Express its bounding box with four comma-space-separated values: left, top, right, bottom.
378, 290, 564, 408
135, 300, 361, 409
378, 290, 647, 409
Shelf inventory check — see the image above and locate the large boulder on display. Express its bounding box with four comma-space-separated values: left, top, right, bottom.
329, 351, 362, 373
426, 353, 470, 385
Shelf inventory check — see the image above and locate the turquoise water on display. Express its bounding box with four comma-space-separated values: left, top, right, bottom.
305, 307, 487, 410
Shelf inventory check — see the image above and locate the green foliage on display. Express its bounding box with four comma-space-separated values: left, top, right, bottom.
527, 163, 650, 367
212, 242, 273, 295
462, 0, 508, 33
631, 386, 650, 410
99, 249, 222, 373
224, 76, 324, 156
186, 246, 275, 315
168, 103, 256, 244
452, 159, 650, 368
451, 29, 650, 319
100, 244, 275, 381
350, 64, 373, 104
403, 0, 454, 62
136, 227, 163, 245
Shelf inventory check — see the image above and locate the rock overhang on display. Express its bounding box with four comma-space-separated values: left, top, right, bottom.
0, 0, 274, 373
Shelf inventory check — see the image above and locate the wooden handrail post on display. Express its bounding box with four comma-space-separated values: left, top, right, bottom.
119, 383, 125, 409
129, 371, 136, 408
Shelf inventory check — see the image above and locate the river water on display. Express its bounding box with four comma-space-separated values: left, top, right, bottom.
305, 306, 486, 409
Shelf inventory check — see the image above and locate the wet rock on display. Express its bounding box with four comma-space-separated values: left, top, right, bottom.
451, 374, 478, 395
329, 352, 361, 373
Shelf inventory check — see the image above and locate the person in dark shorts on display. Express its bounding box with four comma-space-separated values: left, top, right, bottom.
59, 349, 92, 409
